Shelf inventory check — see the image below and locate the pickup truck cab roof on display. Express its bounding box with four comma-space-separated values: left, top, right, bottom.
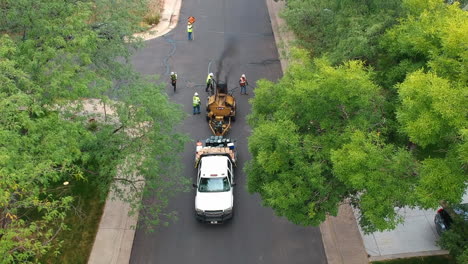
199, 155, 230, 177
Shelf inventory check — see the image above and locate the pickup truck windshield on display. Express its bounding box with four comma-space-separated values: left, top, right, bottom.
198, 177, 230, 192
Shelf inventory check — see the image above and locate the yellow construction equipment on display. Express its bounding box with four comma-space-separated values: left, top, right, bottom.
206, 82, 236, 136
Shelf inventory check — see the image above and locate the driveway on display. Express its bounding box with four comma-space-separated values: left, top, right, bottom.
360, 192, 468, 261
129, 0, 327, 263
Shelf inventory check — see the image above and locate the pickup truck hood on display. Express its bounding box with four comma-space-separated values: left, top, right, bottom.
195, 191, 233, 211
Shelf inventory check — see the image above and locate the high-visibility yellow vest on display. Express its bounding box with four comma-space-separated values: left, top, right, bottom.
193, 96, 200, 106
187, 24, 193, 33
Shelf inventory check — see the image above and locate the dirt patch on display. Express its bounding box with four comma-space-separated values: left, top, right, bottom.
147, 0, 163, 13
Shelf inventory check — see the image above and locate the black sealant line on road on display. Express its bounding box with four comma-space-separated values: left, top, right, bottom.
162, 33, 177, 76
160, 11, 263, 93
248, 59, 281, 66
162, 33, 207, 92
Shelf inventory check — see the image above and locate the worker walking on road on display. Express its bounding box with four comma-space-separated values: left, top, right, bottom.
206, 73, 214, 94
239, 74, 249, 95
193, 92, 201, 115
170, 72, 177, 92
187, 22, 193, 41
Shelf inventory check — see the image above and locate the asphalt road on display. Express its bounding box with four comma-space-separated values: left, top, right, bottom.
130, 0, 327, 263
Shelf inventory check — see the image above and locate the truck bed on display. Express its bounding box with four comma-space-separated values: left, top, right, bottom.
196, 147, 235, 160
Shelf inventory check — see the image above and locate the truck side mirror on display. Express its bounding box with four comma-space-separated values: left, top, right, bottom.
192, 184, 198, 188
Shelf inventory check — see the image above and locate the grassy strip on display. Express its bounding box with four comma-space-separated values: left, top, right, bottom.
41, 181, 106, 264
372, 255, 456, 264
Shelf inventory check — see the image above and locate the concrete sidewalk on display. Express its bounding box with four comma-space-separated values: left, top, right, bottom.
319, 204, 369, 264
87, 0, 182, 263
360, 192, 468, 261
360, 206, 448, 262
87, 189, 138, 264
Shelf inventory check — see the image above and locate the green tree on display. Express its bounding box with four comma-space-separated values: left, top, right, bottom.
384, 0, 468, 209
249, 0, 467, 236
393, 71, 466, 211
330, 131, 420, 232
247, 48, 467, 232
0, 36, 82, 263
379, 0, 468, 87
396, 71, 466, 148
1, 0, 186, 261
247, 49, 388, 227
282, 0, 404, 64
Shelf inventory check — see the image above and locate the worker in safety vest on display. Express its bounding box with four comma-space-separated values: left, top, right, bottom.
193, 92, 201, 115
187, 22, 193, 41
170, 72, 177, 92
239, 74, 249, 95
205, 73, 214, 94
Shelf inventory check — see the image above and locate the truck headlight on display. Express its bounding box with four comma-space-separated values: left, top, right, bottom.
196, 208, 204, 215
224, 207, 233, 214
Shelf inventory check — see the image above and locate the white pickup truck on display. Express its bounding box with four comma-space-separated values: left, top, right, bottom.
193, 136, 236, 224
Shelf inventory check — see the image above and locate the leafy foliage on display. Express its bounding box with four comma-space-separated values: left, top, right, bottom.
438, 216, 468, 264
396, 71, 466, 148
1, 0, 186, 262
388, 1, 468, 209
379, 0, 468, 87
331, 131, 419, 231
247, 49, 388, 227
282, 0, 404, 64
248, 0, 467, 235
1, 35, 81, 263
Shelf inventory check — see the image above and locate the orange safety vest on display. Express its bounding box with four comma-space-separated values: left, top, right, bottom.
239, 77, 246, 85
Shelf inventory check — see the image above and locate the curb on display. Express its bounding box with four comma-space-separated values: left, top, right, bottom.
369, 250, 450, 262
134, 0, 182, 41
264, 0, 292, 71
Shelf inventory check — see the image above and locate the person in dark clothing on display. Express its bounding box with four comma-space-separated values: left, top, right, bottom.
170, 72, 177, 92
205, 72, 214, 94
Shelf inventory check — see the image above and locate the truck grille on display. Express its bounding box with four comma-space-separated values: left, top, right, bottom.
205, 210, 223, 217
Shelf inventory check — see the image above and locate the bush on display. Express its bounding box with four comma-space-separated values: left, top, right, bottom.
281, 0, 404, 64
143, 13, 160, 25
438, 217, 468, 264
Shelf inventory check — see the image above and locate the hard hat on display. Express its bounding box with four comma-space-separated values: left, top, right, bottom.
194, 92, 198, 96
171, 72, 174, 75
209, 73, 214, 77
241, 74, 245, 78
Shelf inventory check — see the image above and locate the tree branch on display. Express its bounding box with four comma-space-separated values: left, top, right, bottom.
113, 125, 124, 134
339, 105, 349, 120
42, 225, 63, 247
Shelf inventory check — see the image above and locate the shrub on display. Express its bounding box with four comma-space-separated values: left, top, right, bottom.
143, 13, 160, 25
438, 216, 468, 264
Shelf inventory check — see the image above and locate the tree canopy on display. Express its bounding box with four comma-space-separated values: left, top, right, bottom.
1, 0, 186, 262
248, 0, 467, 233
